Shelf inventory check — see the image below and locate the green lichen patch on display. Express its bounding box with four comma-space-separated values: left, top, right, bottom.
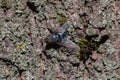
77, 38, 90, 60
1, 0, 11, 9
77, 36, 102, 61
58, 17, 67, 24
1, 2, 7, 8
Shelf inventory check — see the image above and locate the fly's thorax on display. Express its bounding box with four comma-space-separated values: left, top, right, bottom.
58, 32, 67, 41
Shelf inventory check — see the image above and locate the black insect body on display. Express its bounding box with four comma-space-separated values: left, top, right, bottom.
45, 22, 80, 53
47, 32, 67, 43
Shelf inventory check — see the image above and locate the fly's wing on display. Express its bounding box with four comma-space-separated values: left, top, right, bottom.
57, 38, 80, 54
55, 22, 68, 34
60, 22, 68, 32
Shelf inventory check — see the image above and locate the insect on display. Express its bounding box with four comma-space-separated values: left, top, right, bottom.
45, 22, 80, 53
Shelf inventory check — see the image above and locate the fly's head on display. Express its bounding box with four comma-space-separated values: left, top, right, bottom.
45, 34, 58, 43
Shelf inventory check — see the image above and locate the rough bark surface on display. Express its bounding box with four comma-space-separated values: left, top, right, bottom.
0, 0, 120, 80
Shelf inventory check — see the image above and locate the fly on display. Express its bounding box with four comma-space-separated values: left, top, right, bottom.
45, 21, 80, 53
